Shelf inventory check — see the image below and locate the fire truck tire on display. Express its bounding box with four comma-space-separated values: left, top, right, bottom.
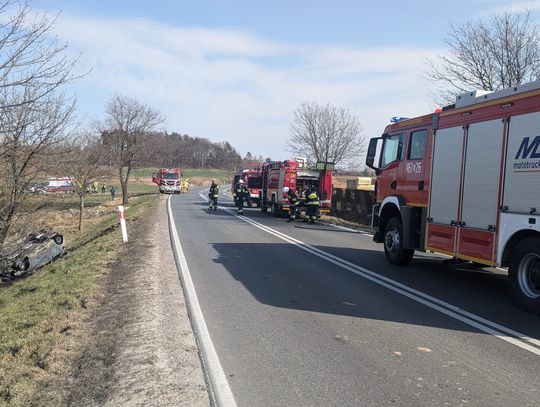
383, 217, 414, 266
509, 238, 540, 315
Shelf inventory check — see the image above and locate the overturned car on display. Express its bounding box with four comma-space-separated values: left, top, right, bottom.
0, 230, 64, 281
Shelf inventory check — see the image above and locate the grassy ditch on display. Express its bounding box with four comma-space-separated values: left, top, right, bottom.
0, 193, 157, 407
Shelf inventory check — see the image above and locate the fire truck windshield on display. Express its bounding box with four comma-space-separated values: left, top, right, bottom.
247, 177, 262, 188
162, 172, 179, 180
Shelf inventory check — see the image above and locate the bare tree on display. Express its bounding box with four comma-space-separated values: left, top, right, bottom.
99, 95, 164, 205
64, 134, 112, 231
426, 11, 540, 104
0, 1, 79, 250
288, 101, 365, 167
0, 91, 76, 248
0, 1, 81, 107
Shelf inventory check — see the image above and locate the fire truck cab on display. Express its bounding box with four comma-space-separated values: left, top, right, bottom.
366, 81, 540, 314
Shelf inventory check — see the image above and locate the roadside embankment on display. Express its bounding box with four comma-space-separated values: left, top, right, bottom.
1, 191, 209, 406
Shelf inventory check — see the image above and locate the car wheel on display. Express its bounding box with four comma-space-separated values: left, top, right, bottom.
383, 217, 414, 266
509, 237, 540, 315
53, 234, 64, 245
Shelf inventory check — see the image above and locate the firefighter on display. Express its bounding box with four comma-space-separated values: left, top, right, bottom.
181, 178, 189, 193
305, 186, 320, 224
208, 179, 219, 211
284, 187, 300, 222
234, 179, 249, 215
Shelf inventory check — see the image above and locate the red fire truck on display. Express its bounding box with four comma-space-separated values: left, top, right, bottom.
366, 80, 540, 313
152, 168, 181, 194
260, 158, 334, 217
240, 166, 263, 207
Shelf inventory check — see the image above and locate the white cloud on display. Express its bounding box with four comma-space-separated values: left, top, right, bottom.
477, 0, 540, 13
53, 12, 441, 161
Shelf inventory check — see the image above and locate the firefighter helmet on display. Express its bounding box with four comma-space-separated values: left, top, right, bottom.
282, 187, 289, 193
239, 179, 244, 184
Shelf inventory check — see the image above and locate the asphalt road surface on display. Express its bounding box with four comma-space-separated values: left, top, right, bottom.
170, 186, 540, 407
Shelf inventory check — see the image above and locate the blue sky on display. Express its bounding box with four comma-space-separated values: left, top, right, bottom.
31, 0, 540, 162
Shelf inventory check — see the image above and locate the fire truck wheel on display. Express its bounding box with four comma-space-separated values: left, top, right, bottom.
509, 238, 540, 315
383, 217, 414, 266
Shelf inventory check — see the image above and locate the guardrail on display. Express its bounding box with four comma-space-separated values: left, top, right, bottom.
331, 188, 374, 225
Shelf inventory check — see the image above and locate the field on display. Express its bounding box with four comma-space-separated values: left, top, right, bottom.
131, 167, 231, 183
0, 180, 158, 406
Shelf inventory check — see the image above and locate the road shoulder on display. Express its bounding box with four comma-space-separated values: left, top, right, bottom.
65, 195, 209, 406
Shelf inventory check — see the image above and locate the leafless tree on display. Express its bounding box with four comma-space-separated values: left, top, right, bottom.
0, 90, 76, 248
0, 1, 80, 250
99, 95, 164, 205
0, 1, 81, 108
288, 101, 365, 167
63, 134, 112, 231
426, 11, 540, 104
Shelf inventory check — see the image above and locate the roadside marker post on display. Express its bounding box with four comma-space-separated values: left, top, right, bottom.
118, 205, 128, 243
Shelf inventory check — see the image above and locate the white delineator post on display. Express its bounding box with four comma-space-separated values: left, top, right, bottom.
118, 205, 128, 243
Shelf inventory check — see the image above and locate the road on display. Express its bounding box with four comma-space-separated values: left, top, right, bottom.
169, 186, 540, 407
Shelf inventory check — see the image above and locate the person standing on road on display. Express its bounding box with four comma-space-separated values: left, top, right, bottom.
208, 179, 220, 211
234, 179, 249, 215
101, 184, 106, 194
110, 185, 116, 201
284, 187, 300, 222
304, 186, 320, 224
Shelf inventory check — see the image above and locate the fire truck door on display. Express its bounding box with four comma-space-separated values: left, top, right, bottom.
377, 133, 406, 199
402, 129, 428, 206
426, 125, 465, 256
456, 119, 504, 264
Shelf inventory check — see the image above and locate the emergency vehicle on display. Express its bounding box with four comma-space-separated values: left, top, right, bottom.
46, 177, 75, 193
260, 158, 334, 217
366, 80, 540, 314
240, 166, 263, 207
152, 168, 181, 194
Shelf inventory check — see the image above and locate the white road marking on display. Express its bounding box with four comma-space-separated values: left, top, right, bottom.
198, 190, 540, 356
167, 195, 238, 407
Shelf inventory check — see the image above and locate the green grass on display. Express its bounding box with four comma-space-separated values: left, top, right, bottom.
125, 182, 158, 195
0, 194, 156, 407
181, 168, 230, 179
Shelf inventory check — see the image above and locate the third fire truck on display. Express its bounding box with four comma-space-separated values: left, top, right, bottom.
366, 80, 540, 314
152, 168, 181, 194
260, 158, 334, 217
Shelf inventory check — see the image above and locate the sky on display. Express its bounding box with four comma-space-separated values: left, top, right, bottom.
29, 0, 540, 162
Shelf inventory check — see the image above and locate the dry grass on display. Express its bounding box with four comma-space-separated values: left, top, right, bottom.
0, 182, 158, 406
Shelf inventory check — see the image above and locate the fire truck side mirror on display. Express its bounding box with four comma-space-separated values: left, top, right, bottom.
366, 137, 383, 171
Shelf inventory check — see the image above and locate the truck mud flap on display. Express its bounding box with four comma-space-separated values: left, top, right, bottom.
400, 206, 424, 250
